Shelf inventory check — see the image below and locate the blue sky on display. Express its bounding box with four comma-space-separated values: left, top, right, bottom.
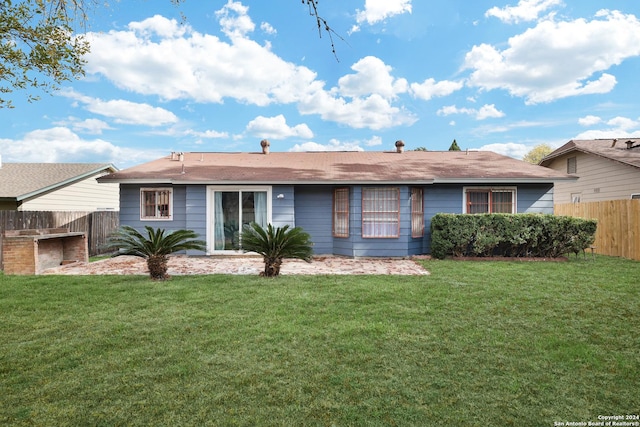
2, 0, 640, 168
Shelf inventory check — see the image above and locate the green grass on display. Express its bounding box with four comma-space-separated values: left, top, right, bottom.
0, 256, 638, 426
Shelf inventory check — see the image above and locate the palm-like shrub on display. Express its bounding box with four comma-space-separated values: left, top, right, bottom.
241, 222, 313, 277
107, 225, 206, 280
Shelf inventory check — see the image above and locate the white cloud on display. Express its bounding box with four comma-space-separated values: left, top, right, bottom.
338, 56, 408, 100
84, 8, 415, 131
464, 10, 640, 104
54, 117, 113, 134
216, 0, 255, 39
260, 22, 276, 35
410, 78, 464, 101
245, 114, 313, 139
578, 115, 602, 126
61, 90, 178, 126
299, 91, 417, 130
573, 115, 640, 139
485, 0, 563, 24
607, 116, 638, 130
71, 118, 113, 134
355, 0, 412, 26
478, 142, 530, 159
128, 14, 189, 38
476, 104, 506, 120
85, 14, 317, 107
185, 129, 229, 139
0, 128, 159, 166
437, 104, 505, 120
364, 135, 383, 147
289, 139, 365, 152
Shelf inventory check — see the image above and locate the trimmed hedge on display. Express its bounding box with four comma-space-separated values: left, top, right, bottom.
430, 213, 597, 259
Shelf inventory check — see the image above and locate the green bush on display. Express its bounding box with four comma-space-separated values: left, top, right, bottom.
430, 214, 597, 259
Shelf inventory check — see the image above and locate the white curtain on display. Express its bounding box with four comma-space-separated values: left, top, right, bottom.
254, 192, 267, 227
214, 192, 225, 250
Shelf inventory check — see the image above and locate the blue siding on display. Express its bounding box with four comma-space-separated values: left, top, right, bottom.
119, 184, 187, 230
517, 184, 554, 213
423, 185, 464, 253
118, 184, 206, 255
272, 186, 295, 228
118, 182, 557, 258
185, 186, 206, 255
294, 186, 334, 255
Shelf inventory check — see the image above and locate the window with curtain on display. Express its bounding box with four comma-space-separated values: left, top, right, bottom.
140, 188, 173, 220
362, 187, 399, 238
411, 188, 424, 237
333, 188, 349, 237
212, 189, 269, 251
465, 188, 515, 214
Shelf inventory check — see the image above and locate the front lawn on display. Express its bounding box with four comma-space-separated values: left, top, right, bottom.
0, 256, 638, 426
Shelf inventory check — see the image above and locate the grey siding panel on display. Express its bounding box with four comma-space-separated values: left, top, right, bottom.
517, 184, 554, 213
119, 184, 186, 229
423, 185, 464, 253
272, 186, 295, 228
294, 186, 333, 255
186, 186, 207, 255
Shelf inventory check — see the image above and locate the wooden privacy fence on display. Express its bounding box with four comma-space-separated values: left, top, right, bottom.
555, 200, 640, 261
0, 211, 119, 269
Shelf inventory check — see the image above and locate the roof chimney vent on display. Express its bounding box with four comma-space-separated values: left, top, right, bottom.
261, 139, 270, 154
611, 138, 618, 147
395, 140, 405, 153
625, 140, 635, 150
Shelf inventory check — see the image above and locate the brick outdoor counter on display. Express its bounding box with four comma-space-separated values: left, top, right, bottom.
2, 228, 88, 275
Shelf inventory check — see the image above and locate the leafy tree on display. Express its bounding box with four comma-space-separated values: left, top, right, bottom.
522, 143, 553, 164
448, 139, 461, 151
1, 0, 90, 108
240, 222, 313, 277
106, 225, 206, 280
413, 147, 428, 151
1, 0, 334, 107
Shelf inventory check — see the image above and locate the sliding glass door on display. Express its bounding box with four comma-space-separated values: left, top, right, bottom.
209, 187, 270, 251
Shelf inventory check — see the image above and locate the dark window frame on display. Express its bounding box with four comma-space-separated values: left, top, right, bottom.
333, 187, 350, 238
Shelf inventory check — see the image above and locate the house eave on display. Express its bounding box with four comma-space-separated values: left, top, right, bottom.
98, 177, 570, 186
106, 179, 438, 185
432, 177, 575, 184
18, 164, 119, 201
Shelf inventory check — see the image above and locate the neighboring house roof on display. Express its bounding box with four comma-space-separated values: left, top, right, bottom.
99, 150, 572, 185
540, 138, 640, 169
0, 163, 118, 202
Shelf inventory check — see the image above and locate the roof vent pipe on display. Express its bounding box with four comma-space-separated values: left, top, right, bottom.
611, 138, 618, 148
625, 140, 635, 149
395, 140, 405, 153
261, 139, 270, 154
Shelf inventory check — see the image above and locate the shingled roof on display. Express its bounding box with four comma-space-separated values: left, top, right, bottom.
99, 150, 572, 185
540, 138, 640, 169
0, 163, 117, 201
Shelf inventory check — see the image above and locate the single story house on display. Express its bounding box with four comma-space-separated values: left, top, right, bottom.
0, 159, 119, 211
539, 138, 640, 203
98, 141, 573, 257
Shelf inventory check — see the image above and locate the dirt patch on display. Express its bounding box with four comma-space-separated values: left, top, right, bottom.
42, 255, 430, 276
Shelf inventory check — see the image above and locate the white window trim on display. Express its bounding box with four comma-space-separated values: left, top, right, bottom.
462, 186, 517, 214
631, 194, 640, 200
206, 186, 272, 255
140, 187, 173, 221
